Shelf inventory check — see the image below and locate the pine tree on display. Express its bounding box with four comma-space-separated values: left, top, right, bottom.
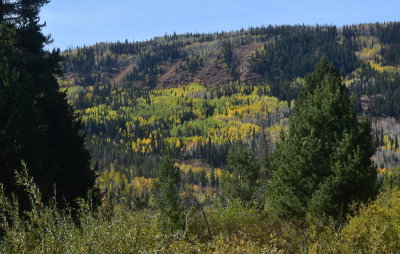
221, 143, 260, 204
266, 58, 377, 219
0, 1, 98, 209
0, 0, 49, 23
153, 153, 184, 232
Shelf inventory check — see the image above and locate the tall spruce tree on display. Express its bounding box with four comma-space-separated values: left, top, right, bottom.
221, 143, 260, 204
0, 0, 98, 208
153, 153, 184, 232
266, 58, 377, 219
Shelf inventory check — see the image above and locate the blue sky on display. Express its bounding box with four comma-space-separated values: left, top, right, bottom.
41, 0, 400, 50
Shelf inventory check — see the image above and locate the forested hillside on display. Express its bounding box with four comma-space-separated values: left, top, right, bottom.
61, 23, 400, 186
4, 1, 400, 249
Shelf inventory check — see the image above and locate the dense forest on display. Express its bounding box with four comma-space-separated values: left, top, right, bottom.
2, 0, 400, 252
60, 22, 400, 182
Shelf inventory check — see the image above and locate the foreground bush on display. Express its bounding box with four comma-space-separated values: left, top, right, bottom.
336, 189, 400, 253
309, 189, 400, 253
0, 197, 296, 253
2, 168, 400, 253
0, 169, 295, 253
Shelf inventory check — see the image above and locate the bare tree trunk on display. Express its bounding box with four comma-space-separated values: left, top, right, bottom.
200, 203, 212, 240
191, 195, 212, 240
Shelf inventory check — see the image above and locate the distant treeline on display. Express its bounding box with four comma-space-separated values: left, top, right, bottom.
61, 22, 400, 174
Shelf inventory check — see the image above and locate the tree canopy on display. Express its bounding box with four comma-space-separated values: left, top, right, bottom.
221, 143, 260, 204
266, 58, 377, 219
0, 0, 98, 208
152, 153, 184, 232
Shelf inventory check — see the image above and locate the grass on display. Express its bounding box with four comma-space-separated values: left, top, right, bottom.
1, 165, 400, 253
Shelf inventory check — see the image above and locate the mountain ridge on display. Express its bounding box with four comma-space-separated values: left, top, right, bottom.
60, 22, 400, 173
61, 22, 398, 90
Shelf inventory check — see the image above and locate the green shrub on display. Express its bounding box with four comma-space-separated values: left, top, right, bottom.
2, 164, 400, 253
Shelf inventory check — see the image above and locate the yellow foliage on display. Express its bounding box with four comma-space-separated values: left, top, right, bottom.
368, 60, 400, 73
192, 185, 201, 192
133, 176, 154, 194
356, 44, 383, 62
337, 189, 400, 252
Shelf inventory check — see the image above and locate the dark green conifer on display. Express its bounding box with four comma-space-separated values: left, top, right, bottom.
266, 58, 377, 219
221, 143, 260, 204
0, 0, 98, 209
153, 153, 184, 232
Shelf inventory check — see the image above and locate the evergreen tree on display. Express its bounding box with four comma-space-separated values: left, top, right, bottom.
0, 0, 98, 209
153, 153, 184, 232
266, 58, 377, 219
221, 144, 260, 204
1, 0, 49, 23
